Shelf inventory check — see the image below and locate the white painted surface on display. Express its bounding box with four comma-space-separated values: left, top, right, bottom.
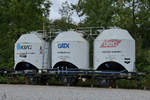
94, 29, 136, 72
52, 31, 89, 69
14, 32, 51, 69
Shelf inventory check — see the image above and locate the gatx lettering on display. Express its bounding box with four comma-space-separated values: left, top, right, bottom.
58, 43, 69, 48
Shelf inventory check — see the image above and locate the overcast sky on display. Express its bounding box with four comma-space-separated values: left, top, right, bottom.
49, 0, 83, 23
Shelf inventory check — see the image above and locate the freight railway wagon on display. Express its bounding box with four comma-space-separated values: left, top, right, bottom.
94, 29, 136, 72
2, 28, 144, 86
52, 31, 89, 70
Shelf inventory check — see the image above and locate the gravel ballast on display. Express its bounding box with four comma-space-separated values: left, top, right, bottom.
0, 84, 149, 100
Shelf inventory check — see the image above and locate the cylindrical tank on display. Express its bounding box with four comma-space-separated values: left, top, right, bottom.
14, 32, 51, 71
94, 29, 136, 72
52, 31, 89, 69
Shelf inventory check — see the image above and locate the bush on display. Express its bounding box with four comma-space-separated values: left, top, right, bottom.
116, 79, 138, 89
47, 77, 62, 85
8, 76, 26, 84
76, 78, 98, 87
142, 74, 150, 89
0, 76, 8, 84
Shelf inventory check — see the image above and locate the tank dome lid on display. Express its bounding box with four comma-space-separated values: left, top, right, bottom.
54, 31, 86, 41
16, 32, 43, 43
96, 29, 134, 40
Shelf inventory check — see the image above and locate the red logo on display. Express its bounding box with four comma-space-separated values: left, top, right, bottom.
100, 40, 121, 48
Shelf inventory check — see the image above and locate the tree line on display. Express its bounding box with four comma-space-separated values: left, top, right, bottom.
0, 0, 50, 68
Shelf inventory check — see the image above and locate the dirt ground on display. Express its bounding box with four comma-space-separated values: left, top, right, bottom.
0, 84, 149, 100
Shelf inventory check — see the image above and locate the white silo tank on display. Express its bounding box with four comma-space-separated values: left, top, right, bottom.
14, 32, 51, 70
94, 29, 136, 72
52, 31, 89, 69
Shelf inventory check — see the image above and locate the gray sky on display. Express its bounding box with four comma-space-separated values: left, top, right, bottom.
49, 0, 83, 23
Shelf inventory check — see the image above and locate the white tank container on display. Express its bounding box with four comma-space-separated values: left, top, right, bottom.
14, 32, 51, 70
52, 31, 89, 69
94, 29, 136, 72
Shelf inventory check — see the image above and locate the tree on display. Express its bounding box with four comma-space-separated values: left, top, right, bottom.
137, 0, 150, 48
0, 0, 51, 69
52, 18, 77, 31
112, 0, 150, 39
75, 0, 116, 27
59, 1, 74, 23
75, 0, 150, 38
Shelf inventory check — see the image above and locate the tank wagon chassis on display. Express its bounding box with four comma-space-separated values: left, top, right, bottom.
0, 69, 145, 87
